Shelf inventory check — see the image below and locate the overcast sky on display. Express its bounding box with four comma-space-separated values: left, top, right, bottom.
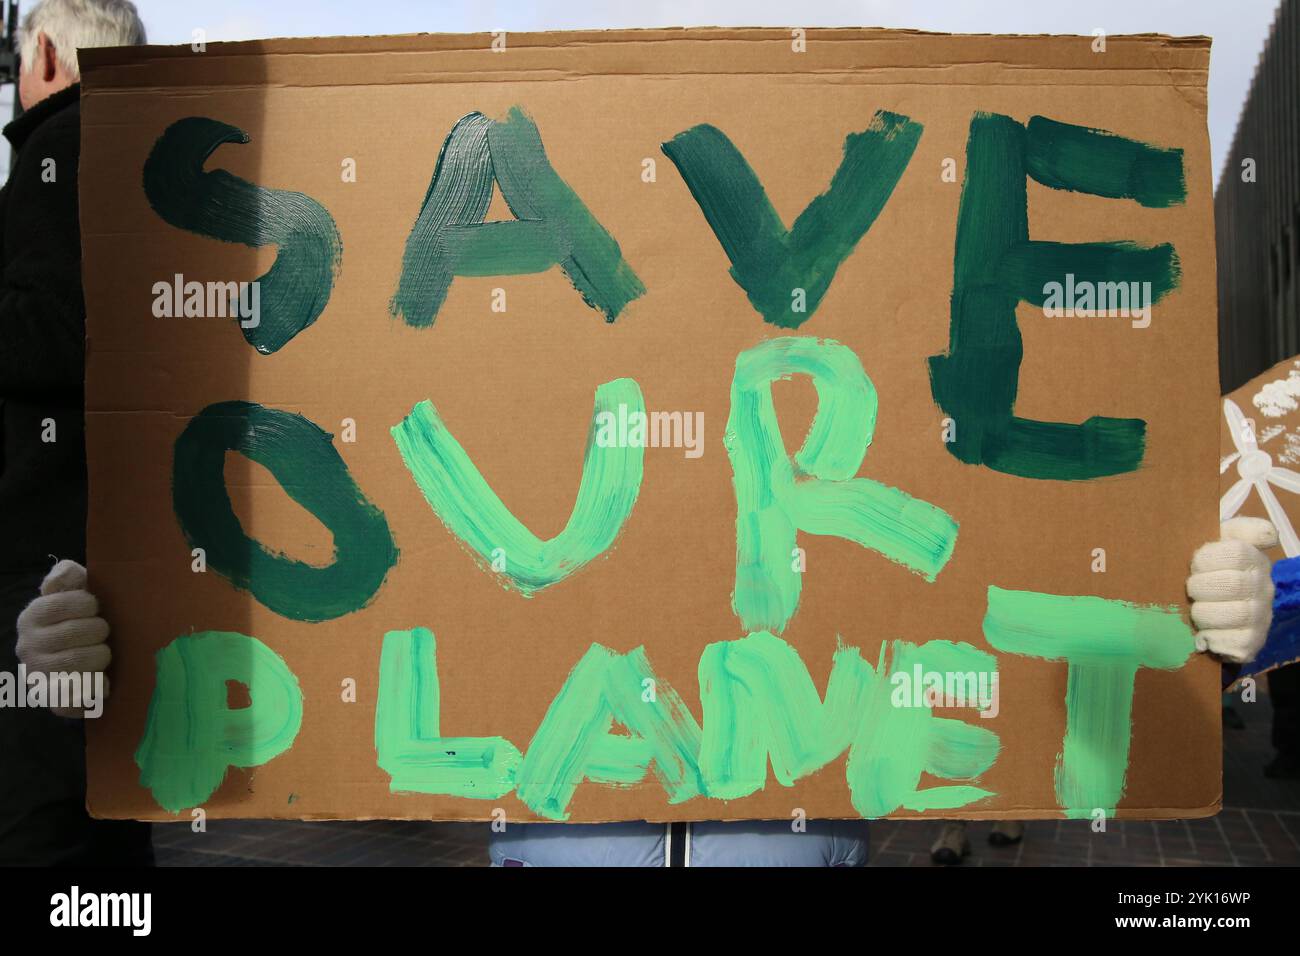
0, 0, 1286, 183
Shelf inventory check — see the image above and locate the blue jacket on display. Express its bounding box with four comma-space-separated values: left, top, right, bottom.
489, 820, 870, 867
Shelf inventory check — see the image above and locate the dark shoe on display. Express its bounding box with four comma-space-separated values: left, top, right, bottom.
1264, 753, 1300, 779
988, 820, 1025, 846
930, 822, 970, 865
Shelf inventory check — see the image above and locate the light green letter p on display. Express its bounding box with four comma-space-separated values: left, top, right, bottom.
135, 631, 303, 813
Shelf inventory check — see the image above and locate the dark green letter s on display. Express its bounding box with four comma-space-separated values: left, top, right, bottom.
143, 116, 342, 354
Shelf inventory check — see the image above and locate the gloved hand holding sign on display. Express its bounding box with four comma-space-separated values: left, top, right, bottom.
1186, 517, 1278, 664
15, 560, 111, 718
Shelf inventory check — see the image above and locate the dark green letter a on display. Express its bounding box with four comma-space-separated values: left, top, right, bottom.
391, 107, 645, 328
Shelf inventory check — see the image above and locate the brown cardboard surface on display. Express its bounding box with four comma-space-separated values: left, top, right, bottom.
79, 29, 1222, 822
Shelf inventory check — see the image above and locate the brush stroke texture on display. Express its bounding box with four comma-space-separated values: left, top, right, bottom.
928, 113, 1185, 481
1026, 116, 1187, 209
699, 631, 872, 799
391, 108, 644, 327
982, 585, 1195, 818
143, 116, 341, 354
136, 631, 303, 813
662, 111, 921, 328
516, 644, 704, 820
727, 337, 958, 634
172, 401, 398, 622
845, 640, 1001, 818
375, 628, 522, 798
391, 379, 645, 596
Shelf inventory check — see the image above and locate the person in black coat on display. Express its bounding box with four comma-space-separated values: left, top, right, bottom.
0, 0, 150, 866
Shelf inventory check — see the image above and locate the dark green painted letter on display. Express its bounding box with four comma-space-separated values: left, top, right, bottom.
173, 401, 398, 621
928, 114, 1185, 481
143, 117, 342, 355
391, 108, 645, 328
662, 111, 923, 328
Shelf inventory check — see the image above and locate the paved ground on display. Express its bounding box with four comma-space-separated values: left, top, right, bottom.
154, 687, 1300, 867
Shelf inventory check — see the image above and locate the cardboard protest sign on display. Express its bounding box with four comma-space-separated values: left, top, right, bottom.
1221, 356, 1300, 681
80, 29, 1221, 823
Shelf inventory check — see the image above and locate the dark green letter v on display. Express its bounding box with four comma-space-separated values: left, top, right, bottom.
662, 111, 922, 328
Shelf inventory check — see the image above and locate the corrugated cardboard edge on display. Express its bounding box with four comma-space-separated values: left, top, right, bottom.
79, 27, 1210, 94
103, 803, 1222, 824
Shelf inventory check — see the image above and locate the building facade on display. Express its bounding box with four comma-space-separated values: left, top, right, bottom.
1218, 0, 1300, 392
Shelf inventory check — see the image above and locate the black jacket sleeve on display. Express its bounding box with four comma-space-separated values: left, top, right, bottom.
0, 108, 86, 394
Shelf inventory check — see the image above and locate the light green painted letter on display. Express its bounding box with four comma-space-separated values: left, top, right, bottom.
375, 627, 522, 799
699, 630, 875, 798
517, 644, 704, 820
845, 640, 1001, 818
982, 586, 1196, 818
727, 337, 958, 633
135, 631, 303, 813
391, 377, 645, 595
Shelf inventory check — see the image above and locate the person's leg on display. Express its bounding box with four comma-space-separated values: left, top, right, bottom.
1266, 662, 1300, 779
488, 819, 870, 866
689, 820, 870, 867
0, 572, 152, 866
1223, 694, 1247, 730
930, 821, 970, 865
489, 822, 665, 867
988, 819, 1025, 846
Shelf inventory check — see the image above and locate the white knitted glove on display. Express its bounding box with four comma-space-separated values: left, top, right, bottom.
15, 560, 111, 717
1186, 518, 1277, 664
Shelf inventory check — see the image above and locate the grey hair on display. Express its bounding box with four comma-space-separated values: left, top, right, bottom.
19, 0, 146, 80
